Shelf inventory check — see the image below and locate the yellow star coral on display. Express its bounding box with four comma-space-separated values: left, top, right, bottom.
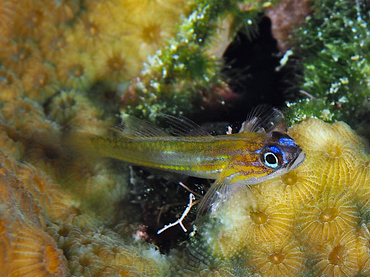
0, 0, 369, 275
296, 186, 359, 246
312, 230, 359, 277
195, 118, 370, 276
248, 238, 308, 276
0, 0, 191, 107
2, 102, 370, 275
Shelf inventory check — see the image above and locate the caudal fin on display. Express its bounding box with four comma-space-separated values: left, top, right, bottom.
62, 131, 104, 162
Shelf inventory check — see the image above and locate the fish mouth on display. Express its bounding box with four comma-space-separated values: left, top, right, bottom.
289, 151, 306, 170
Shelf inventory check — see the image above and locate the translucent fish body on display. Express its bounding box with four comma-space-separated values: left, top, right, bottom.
72, 109, 305, 215
88, 131, 304, 185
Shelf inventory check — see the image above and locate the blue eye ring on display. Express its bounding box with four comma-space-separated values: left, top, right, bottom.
260, 147, 282, 169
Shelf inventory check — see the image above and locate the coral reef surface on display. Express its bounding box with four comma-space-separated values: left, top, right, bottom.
1, 104, 370, 276
1, 0, 370, 276
175, 118, 370, 276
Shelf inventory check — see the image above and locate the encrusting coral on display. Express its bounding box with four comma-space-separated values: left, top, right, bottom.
7, 95, 370, 276
0, 116, 361, 276
176, 118, 370, 276
1, 72, 370, 275
0, 0, 193, 105
1, 0, 370, 276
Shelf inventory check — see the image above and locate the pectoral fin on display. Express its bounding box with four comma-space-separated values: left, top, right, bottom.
196, 177, 233, 218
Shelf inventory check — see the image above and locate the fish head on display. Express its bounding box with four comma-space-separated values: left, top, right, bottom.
198, 131, 306, 216
255, 131, 305, 180
241, 131, 305, 185
263, 132, 305, 169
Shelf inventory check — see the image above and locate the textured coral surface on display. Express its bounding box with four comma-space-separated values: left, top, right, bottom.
1, 103, 370, 276
1, 0, 370, 276
194, 118, 370, 276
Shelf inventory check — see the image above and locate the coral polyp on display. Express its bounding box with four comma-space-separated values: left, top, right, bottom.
2, 98, 46, 134
288, 119, 367, 177
48, 0, 80, 24
99, 265, 141, 277
296, 187, 359, 246
46, 90, 97, 127
358, 224, 370, 274
94, 42, 139, 84
311, 231, 359, 277
0, 39, 40, 75
257, 160, 321, 208
40, 26, 69, 63
55, 49, 96, 91
0, 68, 23, 102
3, 215, 68, 277
248, 239, 308, 276
68, 252, 106, 277
203, 187, 295, 261
21, 61, 59, 103
124, 9, 179, 61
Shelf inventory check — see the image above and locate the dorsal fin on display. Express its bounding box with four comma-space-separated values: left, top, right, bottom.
239, 105, 287, 134
162, 114, 212, 137
111, 115, 169, 138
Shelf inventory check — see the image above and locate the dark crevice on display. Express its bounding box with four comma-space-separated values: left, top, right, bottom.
217, 15, 296, 123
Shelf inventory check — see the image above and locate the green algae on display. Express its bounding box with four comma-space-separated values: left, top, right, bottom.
121, 0, 275, 122
285, 0, 370, 126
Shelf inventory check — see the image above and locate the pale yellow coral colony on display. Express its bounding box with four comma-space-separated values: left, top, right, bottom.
0, 0, 189, 102
204, 119, 370, 276
0, 0, 370, 276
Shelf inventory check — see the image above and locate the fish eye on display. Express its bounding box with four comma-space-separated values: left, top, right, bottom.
260, 147, 282, 169
263, 152, 279, 168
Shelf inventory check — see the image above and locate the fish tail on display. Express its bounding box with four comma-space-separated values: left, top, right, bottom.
62, 131, 104, 162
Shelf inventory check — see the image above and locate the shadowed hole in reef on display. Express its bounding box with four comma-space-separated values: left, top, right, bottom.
215, 15, 298, 124
111, 164, 206, 254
